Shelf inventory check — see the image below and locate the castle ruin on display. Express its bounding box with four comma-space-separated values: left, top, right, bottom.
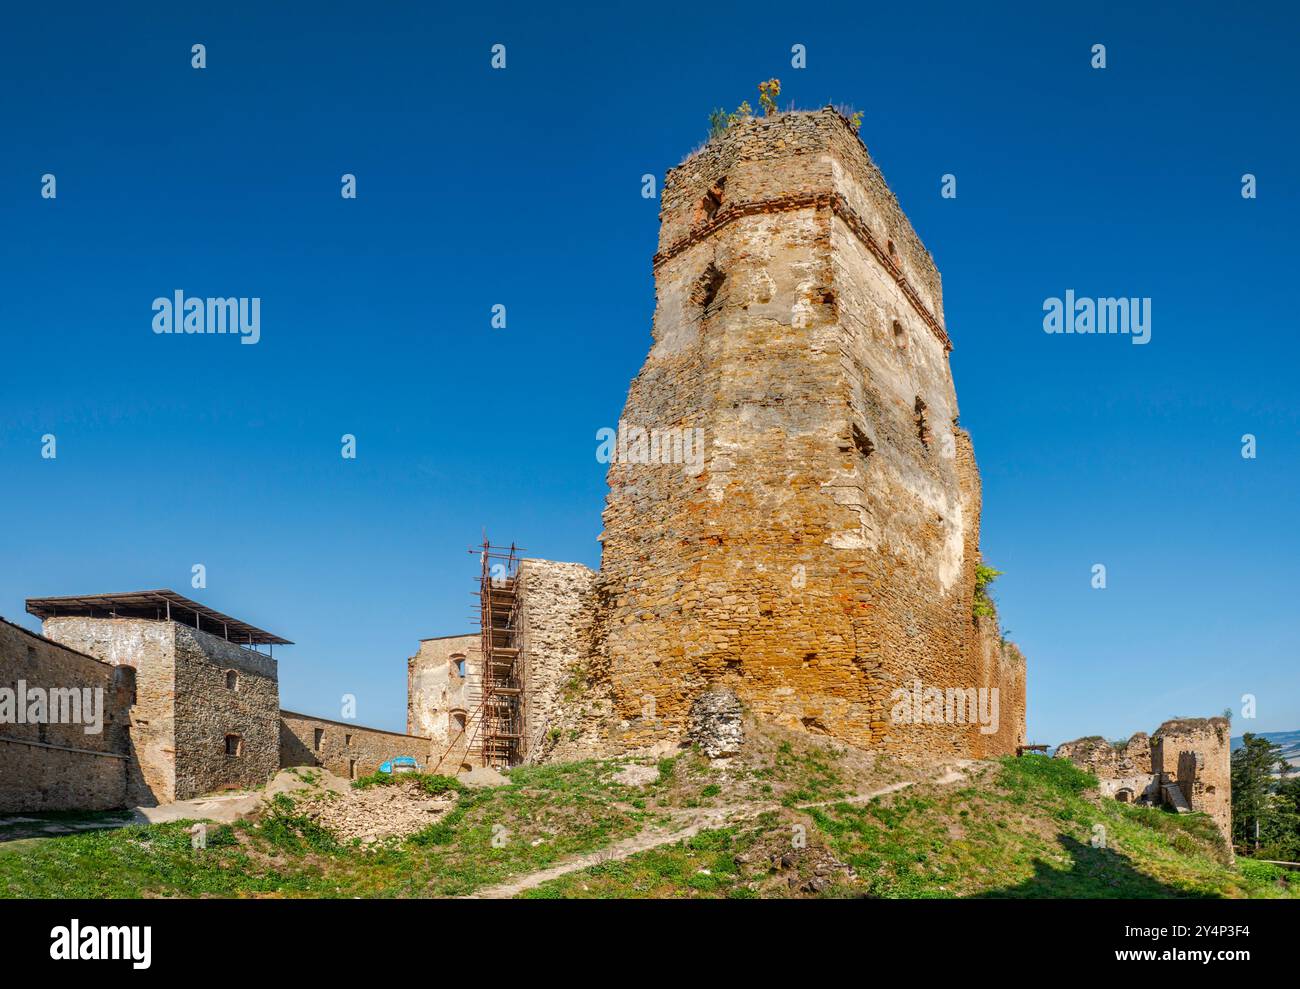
412, 109, 1027, 767
4, 109, 1031, 814
1056, 717, 1233, 849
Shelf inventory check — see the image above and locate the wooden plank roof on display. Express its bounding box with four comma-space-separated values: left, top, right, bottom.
24, 589, 292, 645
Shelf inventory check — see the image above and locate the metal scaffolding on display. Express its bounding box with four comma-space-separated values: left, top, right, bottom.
474, 538, 524, 768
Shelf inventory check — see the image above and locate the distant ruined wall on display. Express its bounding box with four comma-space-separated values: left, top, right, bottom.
1153, 717, 1232, 846
0, 618, 131, 812
407, 633, 480, 772
1056, 732, 1152, 780
596, 109, 1024, 759
1057, 719, 1231, 847
280, 711, 432, 780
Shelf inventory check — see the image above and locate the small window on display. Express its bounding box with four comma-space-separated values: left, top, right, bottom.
313, 728, 324, 751
694, 176, 726, 224
887, 239, 897, 260
225, 670, 238, 691
692, 263, 725, 311
451, 654, 466, 678
348, 759, 357, 780
225, 734, 243, 757
345, 733, 353, 746
452, 711, 467, 733
892, 320, 907, 349
851, 423, 874, 459
26, 645, 36, 664
914, 397, 931, 448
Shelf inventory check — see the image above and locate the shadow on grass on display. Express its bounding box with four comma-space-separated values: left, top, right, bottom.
971, 835, 1215, 899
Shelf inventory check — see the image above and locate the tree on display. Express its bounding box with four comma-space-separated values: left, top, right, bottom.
1231, 733, 1297, 857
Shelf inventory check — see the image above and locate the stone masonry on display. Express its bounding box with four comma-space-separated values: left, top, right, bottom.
280, 710, 432, 780
594, 108, 1026, 759
0, 618, 132, 812
407, 633, 481, 772
42, 615, 280, 803
1057, 717, 1232, 849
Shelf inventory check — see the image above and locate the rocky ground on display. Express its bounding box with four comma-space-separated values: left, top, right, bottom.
263, 767, 457, 844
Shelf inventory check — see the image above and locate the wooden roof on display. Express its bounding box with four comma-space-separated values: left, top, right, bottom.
24, 589, 292, 645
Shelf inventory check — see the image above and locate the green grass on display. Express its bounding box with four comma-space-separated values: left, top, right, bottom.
0, 759, 651, 899
4, 751, 1294, 900
523, 756, 1297, 900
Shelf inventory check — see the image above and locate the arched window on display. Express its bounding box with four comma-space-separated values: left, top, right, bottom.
224, 734, 243, 757
225, 669, 239, 691
451, 654, 466, 678
451, 710, 467, 733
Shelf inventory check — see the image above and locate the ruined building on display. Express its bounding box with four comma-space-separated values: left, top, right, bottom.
3, 111, 1029, 813
413, 109, 1026, 766
1056, 717, 1232, 849
2, 591, 432, 811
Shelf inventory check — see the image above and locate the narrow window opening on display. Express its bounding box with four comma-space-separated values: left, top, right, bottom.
914, 397, 931, 448
692, 263, 726, 311
313, 728, 324, 751
451, 653, 466, 677
348, 759, 357, 780
344, 733, 353, 746
892, 319, 907, 349
695, 176, 727, 224
225, 734, 243, 757
851, 423, 874, 459
225, 669, 238, 691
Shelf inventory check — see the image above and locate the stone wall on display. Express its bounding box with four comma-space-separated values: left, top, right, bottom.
1057, 718, 1231, 847
280, 710, 432, 780
1153, 717, 1232, 846
0, 618, 130, 812
596, 108, 1024, 759
514, 559, 610, 762
1056, 732, 1152, 779
41, 616, 177, 804
172, 625, 280, 798
407, 633, 480, 772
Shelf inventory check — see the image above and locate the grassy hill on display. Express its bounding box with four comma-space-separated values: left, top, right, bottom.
1, 730, 1294, 899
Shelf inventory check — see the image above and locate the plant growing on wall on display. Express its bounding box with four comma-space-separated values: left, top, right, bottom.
705, 83, 863, 143
973, 563, 1003, 619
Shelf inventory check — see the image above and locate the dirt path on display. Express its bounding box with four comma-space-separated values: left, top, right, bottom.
468, 762, 976, 898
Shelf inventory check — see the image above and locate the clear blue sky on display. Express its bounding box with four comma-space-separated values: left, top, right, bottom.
2, 2, 1296, 743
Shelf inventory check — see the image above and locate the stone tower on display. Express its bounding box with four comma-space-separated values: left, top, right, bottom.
598, 108, 1025, 759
